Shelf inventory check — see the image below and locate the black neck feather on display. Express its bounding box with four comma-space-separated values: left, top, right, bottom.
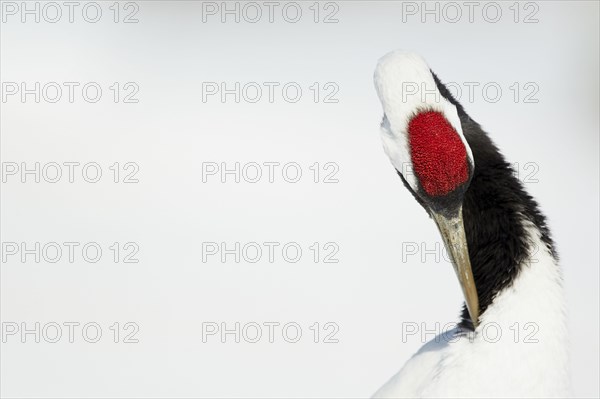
433, 73, 557, 329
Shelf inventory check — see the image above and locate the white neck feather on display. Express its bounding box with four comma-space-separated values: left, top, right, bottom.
468, 222, 570, 395
373, 223, 570, 398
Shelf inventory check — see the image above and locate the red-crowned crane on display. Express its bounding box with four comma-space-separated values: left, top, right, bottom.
372, 51, 569, 398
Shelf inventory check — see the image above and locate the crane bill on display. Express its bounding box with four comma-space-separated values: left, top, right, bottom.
432, 208, 480, 328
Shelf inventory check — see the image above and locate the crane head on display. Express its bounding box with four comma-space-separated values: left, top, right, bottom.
374, 51, 480, 328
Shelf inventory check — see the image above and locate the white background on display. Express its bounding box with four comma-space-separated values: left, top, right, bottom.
1, 1, 599, 397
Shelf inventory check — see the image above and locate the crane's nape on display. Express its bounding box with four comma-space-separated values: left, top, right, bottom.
372, 50, 568, 398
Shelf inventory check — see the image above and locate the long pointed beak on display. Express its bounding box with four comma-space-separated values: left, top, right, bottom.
431, 208, 480, 328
